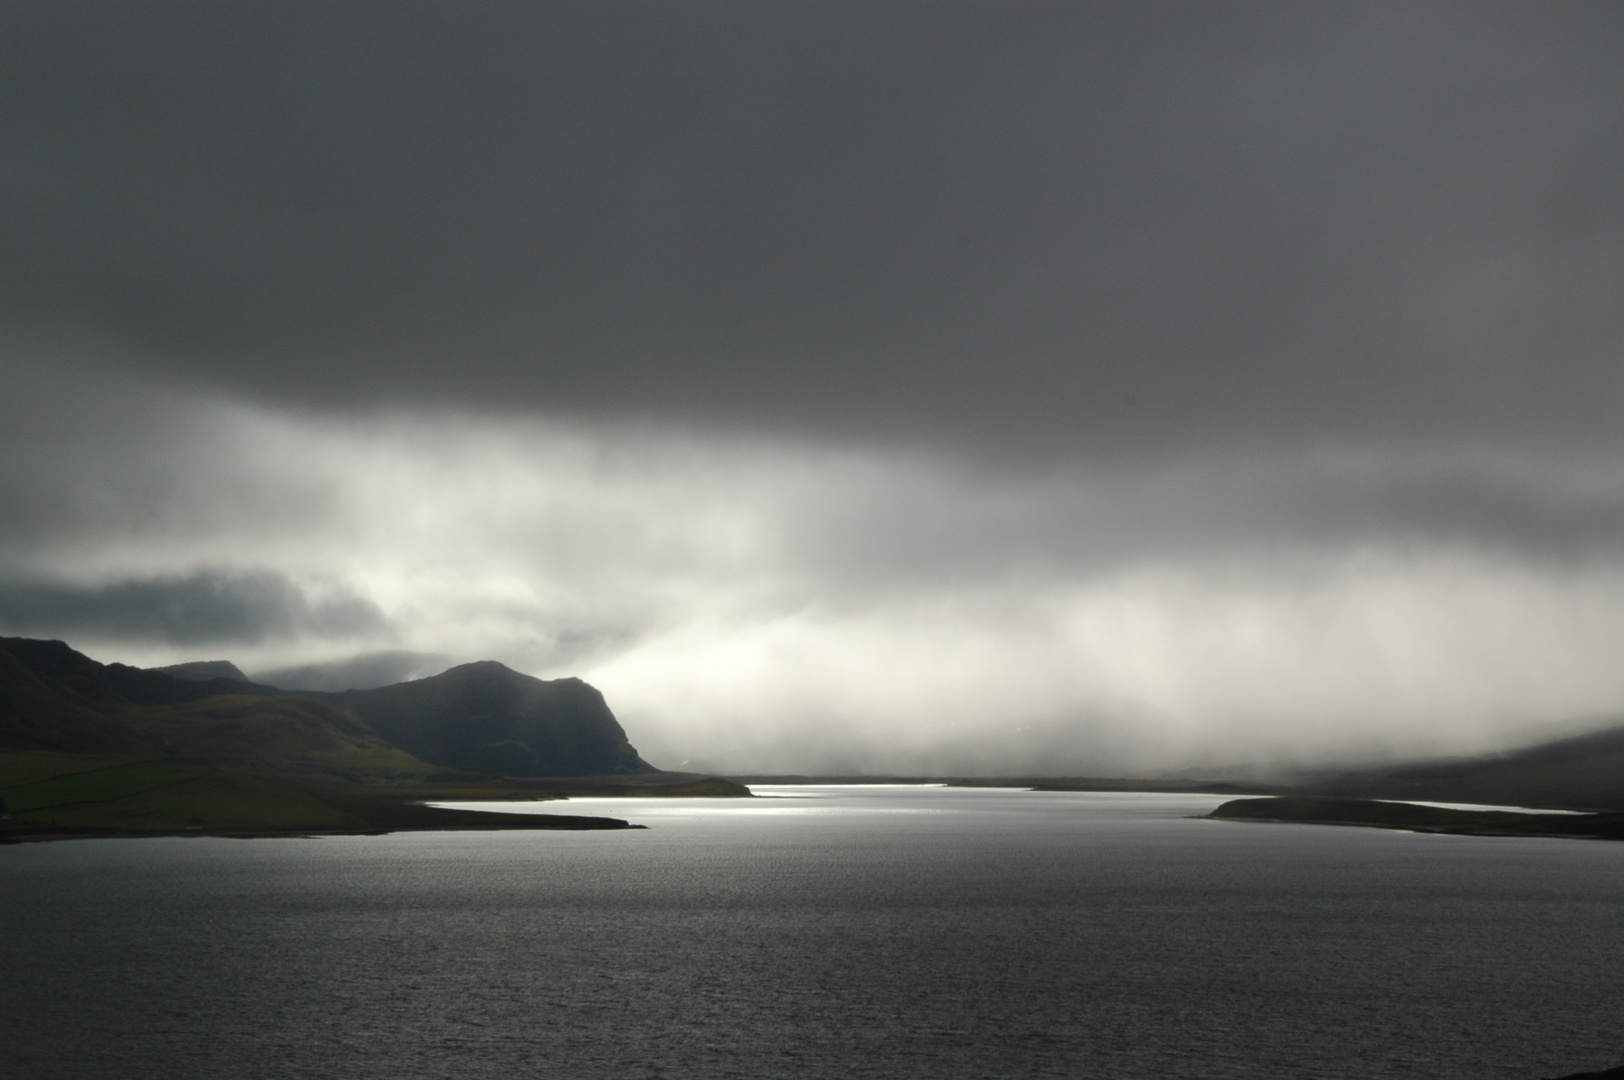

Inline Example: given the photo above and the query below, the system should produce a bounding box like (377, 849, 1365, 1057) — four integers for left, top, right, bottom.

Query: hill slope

(0, 751, 635, 839)
(2, 638, 658, 780)
(2, 637, 279, 709)
(1006, 720, 1624, 812)
(154, 660, 252, 682)
(330, 661, 656, 776)
(1289, 721, 1624, 811)
(133, 694, 442, 780)
(0, 643, 149, 755)
(0, 640, 669, 839)
(0, 638, 444, 781)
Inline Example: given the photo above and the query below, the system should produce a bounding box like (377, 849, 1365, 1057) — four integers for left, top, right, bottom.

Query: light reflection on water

(5, 785, 1622, 1080)
(433, 784, 1237, 824)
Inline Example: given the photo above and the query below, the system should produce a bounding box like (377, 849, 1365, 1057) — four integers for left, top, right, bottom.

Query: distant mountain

(0, 637, 658, 780)
(330, 661, 657, 777)
(154, 660, 251, 683)
(1290, 721, 1624, 811)
(0, 640, 149, 755)
(1025, 719, 1624, 812)
(0, 638, 677, 841)
(2, 637, 278, 709)
(251, 651, 452, 692)
(0, 637, 436, 780)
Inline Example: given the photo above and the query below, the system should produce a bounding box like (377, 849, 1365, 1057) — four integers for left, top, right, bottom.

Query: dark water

(4, 786, 1622, 1080)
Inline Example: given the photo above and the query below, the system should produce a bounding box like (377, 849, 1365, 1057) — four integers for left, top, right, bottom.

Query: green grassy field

(129, 695, 450, 779)
(0, 751, 636, 839)
(0, 750, 133, 788)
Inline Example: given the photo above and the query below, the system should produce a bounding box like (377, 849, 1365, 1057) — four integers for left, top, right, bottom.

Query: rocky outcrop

(330, 661, 656, 777)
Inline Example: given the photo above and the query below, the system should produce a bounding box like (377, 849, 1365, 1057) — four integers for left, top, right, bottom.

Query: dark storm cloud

(5, 3, 1624, 769)
(0, 569, 387, 646)
(4, 2, 1621, 457)
(0, 353, 336, 552)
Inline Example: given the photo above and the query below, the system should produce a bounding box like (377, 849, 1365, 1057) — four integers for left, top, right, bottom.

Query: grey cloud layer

(5, 5, 1624, 772)
(6, 355, 1624, 604)
(4, 3, 1621, 456)
(0, 570, 386, 647)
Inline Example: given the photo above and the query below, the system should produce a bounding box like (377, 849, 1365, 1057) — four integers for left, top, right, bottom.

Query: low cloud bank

(593, 558, 1624, 775)
(3, 361, 1622, 774)
(0, 569, 385, 647)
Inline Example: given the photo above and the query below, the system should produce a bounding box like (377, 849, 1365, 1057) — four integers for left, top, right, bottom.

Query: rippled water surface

(5, 785, 1622, 1079)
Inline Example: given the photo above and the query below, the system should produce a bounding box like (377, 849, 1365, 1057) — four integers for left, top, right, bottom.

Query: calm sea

(4, 785, 1621, 1080)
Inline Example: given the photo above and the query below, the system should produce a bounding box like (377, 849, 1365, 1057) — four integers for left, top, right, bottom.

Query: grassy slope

(0, 750, 133, 787)
(129, 694, 454, 780)
(0, 751, 635, 840)
(1296, 729, 1624, 812)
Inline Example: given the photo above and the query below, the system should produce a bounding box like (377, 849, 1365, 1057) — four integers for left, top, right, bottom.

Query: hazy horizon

(5, 3, 1624, 775)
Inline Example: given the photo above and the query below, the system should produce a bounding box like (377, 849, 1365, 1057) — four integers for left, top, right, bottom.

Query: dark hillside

(332, 661, 656, 776)
(1210, 795, 1624, 840)
(0, 752, 636, 840)
(0, 638, 445, 781)
(1, 638, 654, 781)
(1, 637, 279, 708)
(154, 660, 251, 683)
(1295, 720, 1624, 811)
(132, 694, 445, 779)
(0, 644, 148, 754)
(1006, 720, 1624, 812)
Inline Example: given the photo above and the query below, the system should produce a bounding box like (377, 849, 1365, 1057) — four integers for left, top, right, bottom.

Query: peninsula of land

(0, 636, 747, 843)
(1208, 795, 1624, 841)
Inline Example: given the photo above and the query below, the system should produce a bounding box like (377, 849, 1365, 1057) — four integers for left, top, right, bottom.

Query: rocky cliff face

(329, 661, 657, 777)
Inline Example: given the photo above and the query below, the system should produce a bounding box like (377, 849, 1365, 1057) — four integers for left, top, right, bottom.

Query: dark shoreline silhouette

(0, 636, 741, 842)
(1209, 795, 1624, 841)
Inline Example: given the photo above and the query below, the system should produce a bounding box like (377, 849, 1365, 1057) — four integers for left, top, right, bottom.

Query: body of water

(4, 785, 1621, 1079)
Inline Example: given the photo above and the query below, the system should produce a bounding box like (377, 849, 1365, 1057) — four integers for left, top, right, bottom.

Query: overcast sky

(4, 2, 1623, 774)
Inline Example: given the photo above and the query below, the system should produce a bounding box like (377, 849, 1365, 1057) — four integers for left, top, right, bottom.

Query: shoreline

(0, 815, 644, 845)
(1208, 796, 1624, 841)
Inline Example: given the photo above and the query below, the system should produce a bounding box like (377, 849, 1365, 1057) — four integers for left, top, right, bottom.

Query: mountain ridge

(0, 637, 656, 779)
(327, 661, 656, 777)
(251, 650, 452, 692)
(155, 660, 252, 683)
(0, 639, 718, 843)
